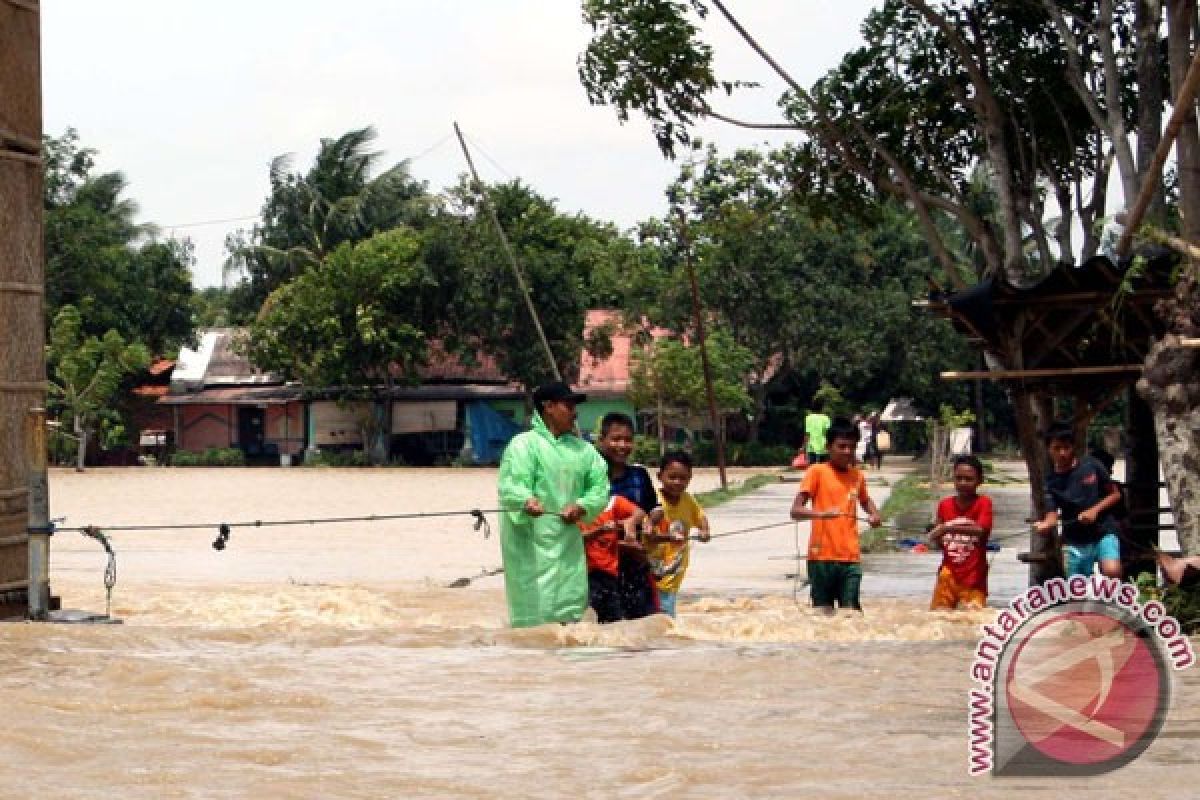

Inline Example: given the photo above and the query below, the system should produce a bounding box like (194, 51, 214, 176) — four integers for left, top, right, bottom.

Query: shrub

(303, 449, 371, 467)
(170, 447, 246, 467)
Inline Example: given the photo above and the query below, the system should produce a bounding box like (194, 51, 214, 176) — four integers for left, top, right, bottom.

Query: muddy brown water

(0, 467, 1194, 797)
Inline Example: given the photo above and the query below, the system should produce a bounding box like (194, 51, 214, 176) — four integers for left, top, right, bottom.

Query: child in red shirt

(929, 455, 993, 610)
(579, 495, 645, 623)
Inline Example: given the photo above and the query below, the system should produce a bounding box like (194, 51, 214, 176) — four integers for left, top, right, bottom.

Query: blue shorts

(1064, 532, 1120, 576)
(658, 590, 677, 617)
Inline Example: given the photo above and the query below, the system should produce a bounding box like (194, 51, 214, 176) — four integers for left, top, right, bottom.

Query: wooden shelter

(0, 0, 46, 617)
(927, 250, 1178, 583)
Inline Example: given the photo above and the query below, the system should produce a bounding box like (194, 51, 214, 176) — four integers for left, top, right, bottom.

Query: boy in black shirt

(1034, 422, 1123, 578)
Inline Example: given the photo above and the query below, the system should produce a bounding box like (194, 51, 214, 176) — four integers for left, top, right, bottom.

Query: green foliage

(226, 127, 433, 317)
(1136, 573, 1200, 635)
(43, 129, 196, 355)
(628, 329, 753, 424)
(241, 227, 432, 390)
(426, 179, 656, 388)
(693, 440, 794, 467)
(47, 306, 151, 470)
(813, 383, 850, 418)
(302, 449, 372, 467)
(936, 404, 976, 428)
(170, 448, 247, 467)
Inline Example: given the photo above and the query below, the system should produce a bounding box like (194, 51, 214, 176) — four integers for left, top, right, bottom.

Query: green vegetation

(861, 472, 934, 553)
(46, 305, 150, 472)
(169, 448, 246, 467)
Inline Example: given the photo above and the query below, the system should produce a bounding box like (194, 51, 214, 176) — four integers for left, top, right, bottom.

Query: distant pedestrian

(803, 403, 832, 466)
(855, 414, 871, 465)
(865, 412, 886, 470)
(497, 382, 610, 628)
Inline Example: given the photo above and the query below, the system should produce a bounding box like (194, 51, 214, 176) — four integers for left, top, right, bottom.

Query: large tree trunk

(1137, 260, 1200, 554)
(1136, 0, 1166, 222)
(1167, 0, 1200, 241)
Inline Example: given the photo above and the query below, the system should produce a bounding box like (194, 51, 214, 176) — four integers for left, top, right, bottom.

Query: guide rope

(79, 525, 117, 618)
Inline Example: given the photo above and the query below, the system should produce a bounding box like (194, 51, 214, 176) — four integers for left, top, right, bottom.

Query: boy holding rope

(928, 455, 992, 610)
(1034, 422, 1123, 579)
(790, 418, 882, 612)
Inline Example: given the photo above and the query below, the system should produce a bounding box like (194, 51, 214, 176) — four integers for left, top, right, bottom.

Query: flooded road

(1, 467, 1194, 797)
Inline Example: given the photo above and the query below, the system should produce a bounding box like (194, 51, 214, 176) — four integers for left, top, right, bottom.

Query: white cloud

(42, 0, 879, 286)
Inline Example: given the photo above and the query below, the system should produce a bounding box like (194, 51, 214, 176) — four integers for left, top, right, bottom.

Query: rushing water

(0, 468, 1194, 797)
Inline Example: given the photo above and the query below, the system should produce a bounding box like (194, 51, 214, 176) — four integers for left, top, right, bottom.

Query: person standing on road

(803, 402, 832, 466)
(497, 382, 610, 627)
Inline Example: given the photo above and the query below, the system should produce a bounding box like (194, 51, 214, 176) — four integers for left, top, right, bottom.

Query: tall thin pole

(453, 122, 561, 382)
(674, 210, 727, 488)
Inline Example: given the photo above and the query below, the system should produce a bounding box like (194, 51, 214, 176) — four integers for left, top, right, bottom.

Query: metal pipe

(26, 406, 51, 619)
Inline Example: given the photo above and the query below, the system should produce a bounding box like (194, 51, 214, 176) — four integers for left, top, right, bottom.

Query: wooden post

(453, 122, 561, 383)
(674, 210, 727, 489)
(0, 0, 45, 617)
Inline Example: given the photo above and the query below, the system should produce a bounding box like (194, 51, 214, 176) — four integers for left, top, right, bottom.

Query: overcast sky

(42, 1, 880, 288)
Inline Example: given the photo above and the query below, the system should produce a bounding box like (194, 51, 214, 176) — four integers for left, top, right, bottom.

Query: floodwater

(0, 467, 1195, 797)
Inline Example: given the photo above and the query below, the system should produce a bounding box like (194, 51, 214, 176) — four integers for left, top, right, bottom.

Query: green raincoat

(497, 412, 610, 627)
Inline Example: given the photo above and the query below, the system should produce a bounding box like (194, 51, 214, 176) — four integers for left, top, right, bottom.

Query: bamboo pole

(674, 210, 727, 489)
(1116, 47, 1200, 256)
(453, 122, 561, 383)
(941, 365, 1143, 380)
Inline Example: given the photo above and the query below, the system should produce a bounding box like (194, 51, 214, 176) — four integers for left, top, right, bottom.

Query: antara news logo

(968, 575, 1194, 776)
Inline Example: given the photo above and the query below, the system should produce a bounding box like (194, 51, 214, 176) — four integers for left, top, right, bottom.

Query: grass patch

(694, 473, 779, 509)
(862, 472, 934, 553)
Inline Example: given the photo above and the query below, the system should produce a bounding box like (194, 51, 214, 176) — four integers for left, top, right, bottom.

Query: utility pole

(453, 122, 561, 383)
(674, 210, 727, 489)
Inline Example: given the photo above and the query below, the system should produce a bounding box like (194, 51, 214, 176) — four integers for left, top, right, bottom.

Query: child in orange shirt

(789, 417, 882, 612)
(579, 495, 645, 624)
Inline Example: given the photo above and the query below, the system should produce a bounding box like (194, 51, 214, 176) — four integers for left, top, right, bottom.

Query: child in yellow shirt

(646, 451, 710, 617)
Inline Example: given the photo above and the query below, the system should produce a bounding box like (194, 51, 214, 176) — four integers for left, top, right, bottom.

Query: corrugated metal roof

(158, 386, 302, 406)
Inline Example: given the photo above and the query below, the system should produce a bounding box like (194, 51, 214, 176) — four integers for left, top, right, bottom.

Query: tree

(47, 305, 151, 471)
(580, 0, 1200, 543)
(226, 126, 434, 318)
(241, 228, 433, 462)
(43, 128, 196, 354)
(426, 179, 655, 389)
(628, 329, 753, 450)
(641, 146, 974, 431)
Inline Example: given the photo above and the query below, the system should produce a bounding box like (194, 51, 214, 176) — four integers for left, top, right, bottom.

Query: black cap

(532, 381, 587, 408)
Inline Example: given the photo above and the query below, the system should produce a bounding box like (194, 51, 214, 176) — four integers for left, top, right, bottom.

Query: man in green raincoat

(497, 382, 610, 627)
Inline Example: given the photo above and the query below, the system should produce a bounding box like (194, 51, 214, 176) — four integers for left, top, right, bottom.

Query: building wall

(487, 399, 528, 426)
(265, 403, 305, 455)
(178, 405, 235, 451)
(485, 397, 636, 437)
(577, 397, 637, 438)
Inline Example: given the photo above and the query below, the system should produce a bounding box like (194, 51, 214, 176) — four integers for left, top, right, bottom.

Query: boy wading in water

(1034, 422, 1123, 579)
(594, 413, 660, 619)
(646, 451, 710, 618)
(790, 418, 882, 613)
(929, 455, 992, 610)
